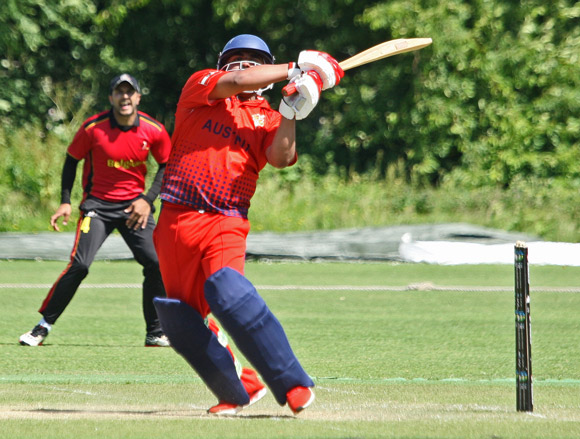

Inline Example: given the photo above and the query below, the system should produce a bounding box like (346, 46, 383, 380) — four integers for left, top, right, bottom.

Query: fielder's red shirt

(68, 110, 171, 202)
(160, 69, 290, 218)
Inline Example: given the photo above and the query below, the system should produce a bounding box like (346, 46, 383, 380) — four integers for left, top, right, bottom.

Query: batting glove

(287, 62, 301, 81)
(297, 50, 344, 90)
(278, 71, 323, 120)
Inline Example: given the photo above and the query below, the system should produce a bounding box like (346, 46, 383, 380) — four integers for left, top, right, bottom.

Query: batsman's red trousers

(153, 202, 249, 318)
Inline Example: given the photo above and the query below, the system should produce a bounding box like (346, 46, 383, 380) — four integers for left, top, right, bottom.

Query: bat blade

(338, 38, 432, 71)
(282, 37, 432, 96)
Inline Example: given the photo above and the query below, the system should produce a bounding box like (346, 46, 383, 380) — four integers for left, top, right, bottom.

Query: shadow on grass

(12, 408, 294, 419)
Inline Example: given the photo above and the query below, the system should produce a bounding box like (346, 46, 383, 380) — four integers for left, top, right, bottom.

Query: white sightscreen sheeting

(0, 223, 550, 264)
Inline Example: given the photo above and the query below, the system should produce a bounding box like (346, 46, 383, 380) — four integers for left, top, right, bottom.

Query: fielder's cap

(109, 73, 141, 94)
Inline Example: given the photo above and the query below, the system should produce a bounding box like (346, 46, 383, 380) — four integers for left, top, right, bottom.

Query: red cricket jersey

(68, 110, 171, 202)
(160, 69, 287, 218)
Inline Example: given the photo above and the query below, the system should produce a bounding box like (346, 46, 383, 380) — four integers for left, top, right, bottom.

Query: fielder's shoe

(287, 386, 315, 415)
(19, 324, 49, 346)
(145, 333, 170, 347)
(207, 387, 267, 415)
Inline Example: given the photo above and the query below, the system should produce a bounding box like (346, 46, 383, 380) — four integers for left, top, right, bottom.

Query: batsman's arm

(266, 117, 296, 169)
(268, 72, 325, 166)
(210, 64, 293, 100)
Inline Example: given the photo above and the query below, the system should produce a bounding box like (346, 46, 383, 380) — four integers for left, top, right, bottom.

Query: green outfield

(1, 259, 579, 438)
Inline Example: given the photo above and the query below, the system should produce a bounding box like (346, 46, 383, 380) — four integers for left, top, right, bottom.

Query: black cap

(109, 73, 141, 94)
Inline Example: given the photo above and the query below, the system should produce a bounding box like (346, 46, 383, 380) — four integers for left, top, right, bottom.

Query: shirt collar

(109, 109, 140, 132)
(231, 95, 267, 107)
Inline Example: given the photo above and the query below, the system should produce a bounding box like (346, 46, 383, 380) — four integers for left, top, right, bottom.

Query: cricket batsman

(152, 34, 343, 415)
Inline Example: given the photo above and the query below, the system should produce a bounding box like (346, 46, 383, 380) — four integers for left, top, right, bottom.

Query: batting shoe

(145, 333, 170, 347)
(287, 386, 315, 415)
(19, 324, 49, 346)
(207, 387, 267, 415)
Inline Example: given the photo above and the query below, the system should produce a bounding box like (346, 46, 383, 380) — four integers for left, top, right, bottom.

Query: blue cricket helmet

(217, 34, 275, 69)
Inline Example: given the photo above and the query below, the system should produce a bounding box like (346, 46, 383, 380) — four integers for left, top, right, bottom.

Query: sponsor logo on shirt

(107, 159, 146, 169)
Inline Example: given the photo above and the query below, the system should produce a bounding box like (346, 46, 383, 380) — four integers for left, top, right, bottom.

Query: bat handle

(282, 83, 297, 97)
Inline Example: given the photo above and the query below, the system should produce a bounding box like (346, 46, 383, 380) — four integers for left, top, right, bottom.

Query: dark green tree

(2, 0, 580, 187)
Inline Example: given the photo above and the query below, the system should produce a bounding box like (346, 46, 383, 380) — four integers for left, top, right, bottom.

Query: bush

(250, 162, 580, 242)
(0, 121, 79, 232)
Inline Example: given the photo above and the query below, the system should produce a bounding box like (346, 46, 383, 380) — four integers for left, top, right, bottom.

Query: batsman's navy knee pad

(153, 297, 249, 405)
(204, 267, 314, 405)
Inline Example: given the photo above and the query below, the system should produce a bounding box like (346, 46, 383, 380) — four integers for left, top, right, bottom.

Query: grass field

(1, 259, 580, 438)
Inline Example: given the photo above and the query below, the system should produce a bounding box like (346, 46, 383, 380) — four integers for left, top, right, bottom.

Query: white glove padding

(279, 71, 323, 121)
(278, 98, 295, 120)
(297, 50, 344, 90)
(287, 62, 301, 80)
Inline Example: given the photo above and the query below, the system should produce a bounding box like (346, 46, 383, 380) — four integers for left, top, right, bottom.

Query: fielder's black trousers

(39, 197, 166, 335)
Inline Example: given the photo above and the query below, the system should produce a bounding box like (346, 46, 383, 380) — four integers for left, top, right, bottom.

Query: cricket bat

(282, 37, 432, 96)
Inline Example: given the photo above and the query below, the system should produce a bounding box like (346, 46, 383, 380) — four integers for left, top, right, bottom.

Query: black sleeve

(142, 163, 167, 205)
(60, 154, 80, 204)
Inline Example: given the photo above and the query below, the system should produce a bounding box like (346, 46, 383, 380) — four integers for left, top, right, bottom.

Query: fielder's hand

(50, 203, 72, 232)
(124, 197, 151, 230)
(278, 71, 323, 120)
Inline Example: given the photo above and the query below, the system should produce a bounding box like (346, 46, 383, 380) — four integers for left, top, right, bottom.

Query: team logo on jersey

(141, 140, 149, 151)
(252, 113, 265, 128)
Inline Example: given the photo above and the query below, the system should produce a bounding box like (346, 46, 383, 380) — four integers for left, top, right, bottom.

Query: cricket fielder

(19, 74, 172, 347)
(152, 34, 343, 415)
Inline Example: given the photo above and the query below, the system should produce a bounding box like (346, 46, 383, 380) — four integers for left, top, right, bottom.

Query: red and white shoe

(286, 386, 315, 415)
(19, 324, 49, 346)
(207, 387, 267, 415)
